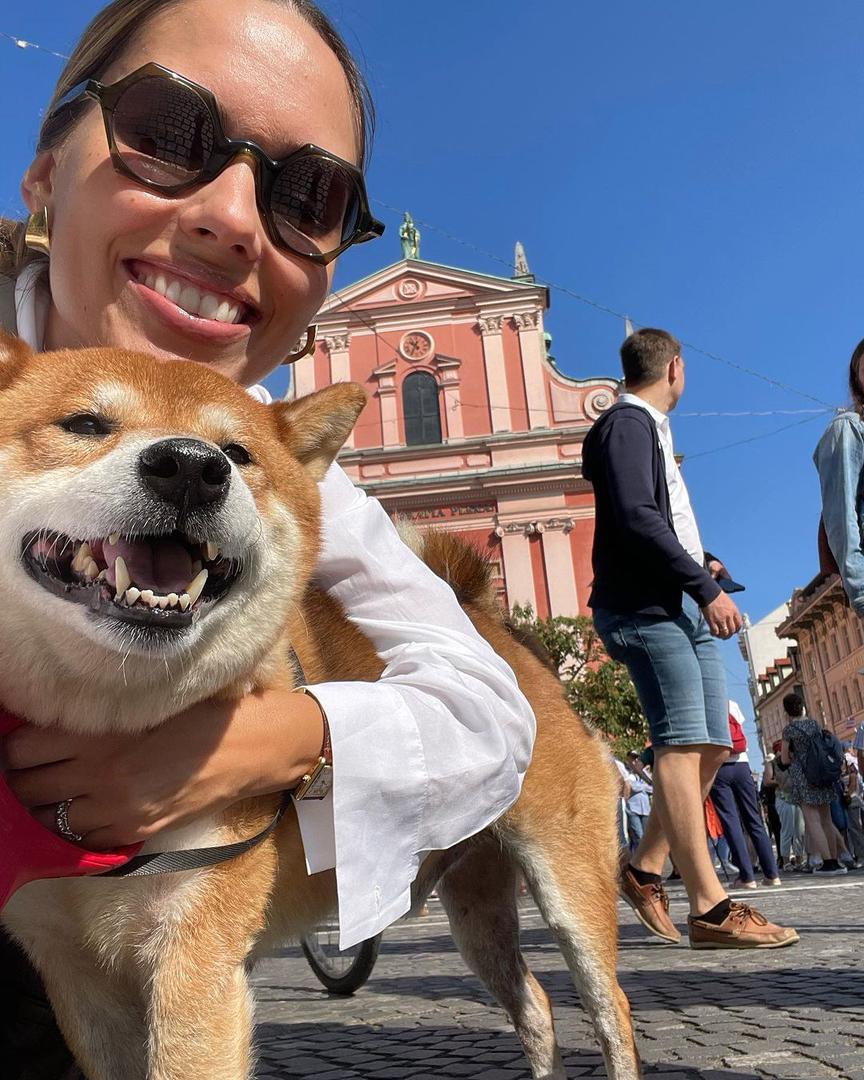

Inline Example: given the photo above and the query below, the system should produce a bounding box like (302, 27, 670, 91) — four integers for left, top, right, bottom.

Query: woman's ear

(21, 153, 57, 213)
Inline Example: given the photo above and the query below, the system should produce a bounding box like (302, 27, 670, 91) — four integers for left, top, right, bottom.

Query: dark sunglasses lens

(111, 76, 215, 187)
(270, 155, 361, 256)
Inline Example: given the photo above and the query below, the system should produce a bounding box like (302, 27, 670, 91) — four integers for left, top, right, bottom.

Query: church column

(500, 530, 536, 611)
(514, 310, 550, 429)
(435, 356, 463, 440)
(292, 350, 317, 399)
(478, 314, 511, 433)
(323, 333, 354, 448)
(541, 526, 579, 617)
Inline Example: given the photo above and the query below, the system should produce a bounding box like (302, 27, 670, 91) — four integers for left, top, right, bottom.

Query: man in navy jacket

(584, 327, 798, 950)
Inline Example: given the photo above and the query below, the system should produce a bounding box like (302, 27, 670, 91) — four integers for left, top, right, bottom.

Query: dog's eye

(59, 414, 114, 437)
(223, 443, 253, 466)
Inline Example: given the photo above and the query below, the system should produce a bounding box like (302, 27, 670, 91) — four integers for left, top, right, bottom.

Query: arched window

(403, 371, 442, 446)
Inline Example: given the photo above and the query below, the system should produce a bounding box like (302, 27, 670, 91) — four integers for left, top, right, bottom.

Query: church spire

(624, 316, 635, 340)
(513, 241, 534, 282)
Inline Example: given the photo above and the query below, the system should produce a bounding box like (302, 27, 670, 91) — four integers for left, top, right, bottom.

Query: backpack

(728, 713, 747, 754)
(794, 724, 844, 788)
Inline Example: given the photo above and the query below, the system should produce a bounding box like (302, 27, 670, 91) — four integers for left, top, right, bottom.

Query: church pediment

(318, 259, 549, 321)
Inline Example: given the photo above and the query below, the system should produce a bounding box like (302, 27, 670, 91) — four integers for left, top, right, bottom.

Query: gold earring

(24, 207, 51, 256)
(282, 324, 317, 364)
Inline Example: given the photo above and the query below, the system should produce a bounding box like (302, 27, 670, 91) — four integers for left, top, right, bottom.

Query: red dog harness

(0, 710, 141, 908)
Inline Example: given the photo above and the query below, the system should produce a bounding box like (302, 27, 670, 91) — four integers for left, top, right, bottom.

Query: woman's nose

(176, 155, 264, 262)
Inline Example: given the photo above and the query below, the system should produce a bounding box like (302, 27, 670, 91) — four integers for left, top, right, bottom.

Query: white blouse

(14, 264, 536, 947)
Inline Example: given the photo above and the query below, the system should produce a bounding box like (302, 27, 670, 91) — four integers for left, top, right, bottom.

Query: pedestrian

(842, 742, 864, 863)
(855, 721, 864, 780)
(768, 742, 806, 870)
(0, 2, 536, 1075)
(621, 752, 653, 851)
(584, 327, 797, 949)
(780, 694, 847, 875)
(759, 754, 783, 862)
(613, 757, 634, 851)
(709, 702, 781, 888)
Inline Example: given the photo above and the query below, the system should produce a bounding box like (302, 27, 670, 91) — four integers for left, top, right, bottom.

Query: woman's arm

(294, 464, 536, 944)
(814, 414, 864, 614)
(780, 738, 792, 766)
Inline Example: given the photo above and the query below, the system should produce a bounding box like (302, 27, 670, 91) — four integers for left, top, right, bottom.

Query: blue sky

(3, 1, 863, 738)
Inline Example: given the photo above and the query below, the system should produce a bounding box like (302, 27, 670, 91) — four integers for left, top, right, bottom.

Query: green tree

(510, 605, 648, 759)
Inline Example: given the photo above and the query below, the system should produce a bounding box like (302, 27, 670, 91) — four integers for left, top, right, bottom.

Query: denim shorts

(593, 595, 731, 749)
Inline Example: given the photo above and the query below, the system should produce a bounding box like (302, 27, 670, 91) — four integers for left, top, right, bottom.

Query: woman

(815, 338, 864, 616)
(780, 693, 846, 875)
(0, 2, 535, 1075)
(768, 741, 806, 870)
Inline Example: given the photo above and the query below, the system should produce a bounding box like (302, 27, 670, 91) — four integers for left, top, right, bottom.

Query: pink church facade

(288, 256, 619, 618)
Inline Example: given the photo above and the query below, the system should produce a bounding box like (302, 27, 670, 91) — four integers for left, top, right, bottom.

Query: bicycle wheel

(300, 924, 382, 995)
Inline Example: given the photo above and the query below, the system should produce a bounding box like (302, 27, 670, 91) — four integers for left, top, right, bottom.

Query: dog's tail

(395, 519, 498, 614)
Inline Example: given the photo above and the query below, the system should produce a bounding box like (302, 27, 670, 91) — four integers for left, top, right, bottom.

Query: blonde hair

(1, 0, 374, 277)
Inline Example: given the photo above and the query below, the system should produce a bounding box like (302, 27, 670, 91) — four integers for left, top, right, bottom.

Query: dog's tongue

(102, 537, 193, 594)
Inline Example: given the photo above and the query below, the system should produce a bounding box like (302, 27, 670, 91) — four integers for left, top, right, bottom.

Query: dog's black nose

(139, 439, 231, 509)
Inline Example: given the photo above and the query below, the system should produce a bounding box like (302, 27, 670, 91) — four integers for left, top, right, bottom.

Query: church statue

(400, 212, 421, 260)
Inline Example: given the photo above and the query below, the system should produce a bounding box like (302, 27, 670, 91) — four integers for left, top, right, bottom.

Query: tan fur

(0, 334, 639, 1079)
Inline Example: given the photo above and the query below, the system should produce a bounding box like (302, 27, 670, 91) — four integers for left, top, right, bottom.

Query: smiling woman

(0, 2, 536, 1078)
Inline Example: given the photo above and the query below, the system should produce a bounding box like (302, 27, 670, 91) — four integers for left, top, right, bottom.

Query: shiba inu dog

(0, 333, 640, 1080)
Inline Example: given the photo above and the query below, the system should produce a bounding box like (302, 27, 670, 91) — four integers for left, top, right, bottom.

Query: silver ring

(55, 799, 83, 843)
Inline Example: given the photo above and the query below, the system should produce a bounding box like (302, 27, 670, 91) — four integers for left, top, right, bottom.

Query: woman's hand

(1, 689, 325, 850)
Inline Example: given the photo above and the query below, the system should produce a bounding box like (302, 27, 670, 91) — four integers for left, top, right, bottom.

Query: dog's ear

(274, 383, 367, 480)
(0, 332, 32, 388)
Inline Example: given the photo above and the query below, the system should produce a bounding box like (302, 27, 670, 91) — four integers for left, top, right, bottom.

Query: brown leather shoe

(620, 867, 681, 943)
(688, 902, 799, 949)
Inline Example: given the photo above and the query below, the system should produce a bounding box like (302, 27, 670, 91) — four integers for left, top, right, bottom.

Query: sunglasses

(49, 63, 384, 265)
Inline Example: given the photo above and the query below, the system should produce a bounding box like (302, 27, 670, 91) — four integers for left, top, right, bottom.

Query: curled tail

(395, 520, 498, 613)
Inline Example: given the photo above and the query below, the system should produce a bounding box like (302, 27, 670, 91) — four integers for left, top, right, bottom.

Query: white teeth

(167, 593, 179, 609)
(109, 533, 119, 545)
(199, 294, 220, 319)
(147, 593, 161, 610)
(125, 587, 141, 607)
(140, 589, 154, 605)
(114, 556, 131, 597)
(186, 569, 208, 606)
(203, 541, 219, 562)
(84, 558, 100, 580)
(97, 569, 108, 581)
(158, 596, 170, 610)
(179, 594, 191, 612)
(137, 267, 242, 323)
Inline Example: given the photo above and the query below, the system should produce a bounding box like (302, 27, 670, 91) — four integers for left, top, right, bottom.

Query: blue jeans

(593, 595, 730, 748)
(710, 762, 780, 882)
(626, 810, 648, 850)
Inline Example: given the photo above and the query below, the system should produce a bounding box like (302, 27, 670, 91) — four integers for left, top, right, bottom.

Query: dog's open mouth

(22, 530, 241, 628)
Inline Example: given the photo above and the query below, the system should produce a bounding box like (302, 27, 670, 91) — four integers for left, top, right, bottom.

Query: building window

(842, 683, 852, 718)
(854, 680, 863, 711)
(403, 372, 442, 446)
(839, 622, 851, 657)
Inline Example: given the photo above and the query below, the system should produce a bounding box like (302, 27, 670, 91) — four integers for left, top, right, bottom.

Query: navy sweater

(582, 402, 721, 617)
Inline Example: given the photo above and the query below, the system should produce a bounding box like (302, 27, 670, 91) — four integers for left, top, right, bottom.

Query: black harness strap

(100, 647, 307, 880)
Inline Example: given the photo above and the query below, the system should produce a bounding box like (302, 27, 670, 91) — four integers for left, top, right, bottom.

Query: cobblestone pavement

(252, 873, 864, 1080)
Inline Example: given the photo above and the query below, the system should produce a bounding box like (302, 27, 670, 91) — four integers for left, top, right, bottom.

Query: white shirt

(14, 263, 536, 946)
(618, 392, 704, 565)
(725, 699, 750, 765)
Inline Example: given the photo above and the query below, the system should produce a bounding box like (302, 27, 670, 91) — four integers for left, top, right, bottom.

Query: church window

(403, 372, 442, 446)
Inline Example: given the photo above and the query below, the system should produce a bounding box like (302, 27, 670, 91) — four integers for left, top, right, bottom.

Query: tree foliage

(510, 605, 649, 759)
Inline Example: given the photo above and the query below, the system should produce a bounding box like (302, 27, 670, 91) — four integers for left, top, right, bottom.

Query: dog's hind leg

(437, 835, 565, 1080)
(514, 836, 642, 1080)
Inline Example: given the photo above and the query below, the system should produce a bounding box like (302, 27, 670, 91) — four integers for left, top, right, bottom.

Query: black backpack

(795, 724, 844, 788)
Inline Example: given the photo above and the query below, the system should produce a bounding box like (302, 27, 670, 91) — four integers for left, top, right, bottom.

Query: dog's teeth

(71, 542, 92, 573)
(114, 556, 131, 596)
(125, 587, 141, 606)
(108, 533, 119, 545)
(167, 593, 179, 609)
(158, 595, 170, 610)
(203, 541, 219, 562)
(147, 593, 161, 609)
(191, 560, 203, 577)
(186, 569, 208, 605)
(97, 569, 108, 581)
(84, 558, 100, 580)
(140, 589, 155, 605)
(179, 593, 191, 612)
